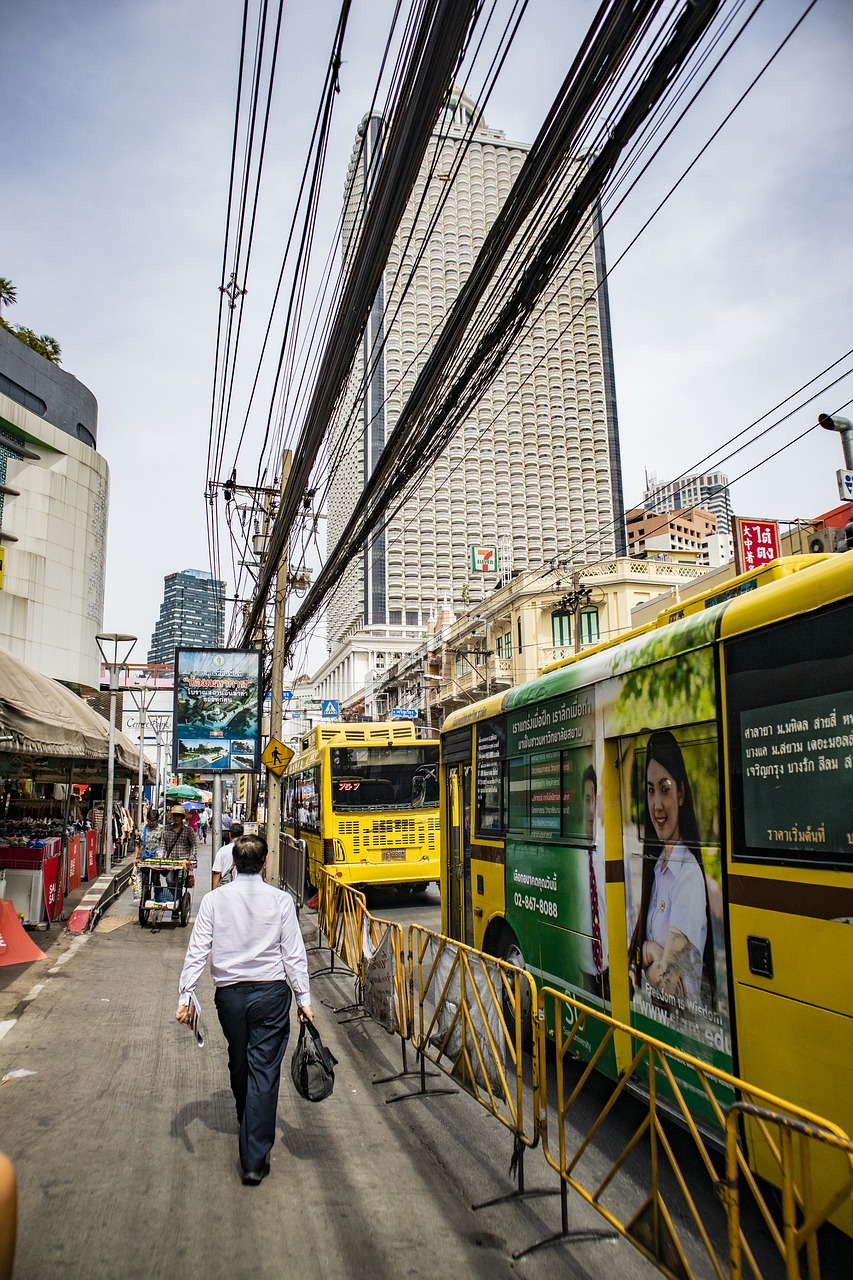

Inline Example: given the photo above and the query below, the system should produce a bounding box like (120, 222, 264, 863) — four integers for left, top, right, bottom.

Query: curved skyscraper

(326, 89, 626, 653)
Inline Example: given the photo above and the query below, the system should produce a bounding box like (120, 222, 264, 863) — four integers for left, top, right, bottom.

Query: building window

(579, 608, 600, 645)
(405, 610, 419, 626)
(388, 610, 402, 625)
(551, 611, 572, 647)
(504, 631, 512, 659)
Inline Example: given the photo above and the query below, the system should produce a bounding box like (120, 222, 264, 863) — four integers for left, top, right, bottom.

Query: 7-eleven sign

(470, 544, 498, 573)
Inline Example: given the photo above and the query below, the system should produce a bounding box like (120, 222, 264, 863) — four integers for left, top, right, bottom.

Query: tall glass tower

(147, 568, 226, 664)
(326, 89, 626, 651)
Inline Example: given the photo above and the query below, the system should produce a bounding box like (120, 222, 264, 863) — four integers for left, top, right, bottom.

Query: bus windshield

(330, 745, 439, 811)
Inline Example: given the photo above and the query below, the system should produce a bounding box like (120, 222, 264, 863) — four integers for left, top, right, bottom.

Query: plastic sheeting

(0, 643, 152, 778)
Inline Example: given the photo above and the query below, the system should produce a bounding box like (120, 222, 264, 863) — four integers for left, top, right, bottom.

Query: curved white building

(0, 328, 108, 690)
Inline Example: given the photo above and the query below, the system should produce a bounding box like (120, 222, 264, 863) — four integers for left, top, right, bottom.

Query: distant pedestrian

(221, 812, 233, 834)
(187, 808, 200, 836)
(212, 821, 244, 888)
(176, 833, 314, 1185)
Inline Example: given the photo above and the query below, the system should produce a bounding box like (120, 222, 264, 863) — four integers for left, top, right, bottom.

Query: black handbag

(291, 1019, 338, 1102)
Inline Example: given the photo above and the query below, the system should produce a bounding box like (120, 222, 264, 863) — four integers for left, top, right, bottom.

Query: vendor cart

(136, 858, 193, 927)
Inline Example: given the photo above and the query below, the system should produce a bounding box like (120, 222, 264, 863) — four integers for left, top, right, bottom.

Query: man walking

(175, 833, 314, 1185)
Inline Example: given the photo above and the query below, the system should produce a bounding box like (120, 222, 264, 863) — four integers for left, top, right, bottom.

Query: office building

(642, 471, 733, 536)
(325, 88, 626, 657)
(0, 325, 108, 689)
(147, 568, 225, 664)
(626, 506, 720, 565)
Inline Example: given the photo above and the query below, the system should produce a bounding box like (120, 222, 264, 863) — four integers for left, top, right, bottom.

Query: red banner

(42, 856, 63, 922)
(67, 836, 81, 893)
(84, 831, 98, 880)
(0, 899, 46, 965)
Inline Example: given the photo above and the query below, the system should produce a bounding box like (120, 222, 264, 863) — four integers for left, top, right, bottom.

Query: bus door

(446, 763, 473, 944)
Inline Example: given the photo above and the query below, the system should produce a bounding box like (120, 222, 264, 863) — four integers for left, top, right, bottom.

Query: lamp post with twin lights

(95, 633, 137, 872)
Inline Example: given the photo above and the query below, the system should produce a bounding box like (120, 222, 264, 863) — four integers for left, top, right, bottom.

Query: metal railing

(409, 924, 538, 1148)
(312, 873, 853, 1277)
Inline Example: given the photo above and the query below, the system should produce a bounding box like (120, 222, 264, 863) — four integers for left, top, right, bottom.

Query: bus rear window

(330, 746, 439, 811)
(725, 598, 853, 869)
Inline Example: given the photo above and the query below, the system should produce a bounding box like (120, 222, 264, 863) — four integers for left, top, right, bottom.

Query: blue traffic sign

(391, 708, 418, 719)
(322, 699, 340, 718)
(282, 690, 294, 700)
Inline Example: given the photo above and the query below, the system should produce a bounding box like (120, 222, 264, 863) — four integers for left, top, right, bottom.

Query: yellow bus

(440, 553, 853, 1231)
(282, 721, 440, 894)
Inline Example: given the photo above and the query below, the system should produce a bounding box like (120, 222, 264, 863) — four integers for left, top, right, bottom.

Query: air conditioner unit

(807, 529, 839, 554)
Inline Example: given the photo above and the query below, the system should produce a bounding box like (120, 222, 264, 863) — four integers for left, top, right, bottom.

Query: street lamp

(127, 678, 156, 835)
(149, 714, 172, 815)
(95, 633, 137, 872)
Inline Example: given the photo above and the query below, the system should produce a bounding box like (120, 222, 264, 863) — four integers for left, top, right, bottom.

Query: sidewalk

(0, 844, 652, 1279)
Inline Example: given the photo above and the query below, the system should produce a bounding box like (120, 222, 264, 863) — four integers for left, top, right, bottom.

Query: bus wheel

(496, 925, 533, 1049)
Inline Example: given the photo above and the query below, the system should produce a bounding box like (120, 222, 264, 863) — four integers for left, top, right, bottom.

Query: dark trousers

(214, 981, 292, 1173)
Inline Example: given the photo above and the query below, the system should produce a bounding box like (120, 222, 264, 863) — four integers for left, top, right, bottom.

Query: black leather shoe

(241, 1162, 270, 1186)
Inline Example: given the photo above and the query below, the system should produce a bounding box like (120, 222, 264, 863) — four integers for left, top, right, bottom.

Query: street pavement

(0, 845, 656, 1280)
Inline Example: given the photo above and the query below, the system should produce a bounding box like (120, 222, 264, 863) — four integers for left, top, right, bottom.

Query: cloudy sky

(3, 0, 851, 675)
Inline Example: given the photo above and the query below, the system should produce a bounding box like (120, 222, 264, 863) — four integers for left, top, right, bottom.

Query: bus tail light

(323, 839, 336, 865)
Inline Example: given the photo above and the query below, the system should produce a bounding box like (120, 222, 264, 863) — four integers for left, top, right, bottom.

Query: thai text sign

(740, 689, 853, 862)
(733, 516, 780, 574)
(173, 648, 262, 774)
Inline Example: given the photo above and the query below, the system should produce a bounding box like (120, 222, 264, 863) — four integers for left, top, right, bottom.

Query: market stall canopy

(166, 784, 203, 800)
(0, 643, 154, 781)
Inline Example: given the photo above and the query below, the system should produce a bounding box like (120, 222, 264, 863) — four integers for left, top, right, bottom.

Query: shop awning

(0, 643, 154, 781)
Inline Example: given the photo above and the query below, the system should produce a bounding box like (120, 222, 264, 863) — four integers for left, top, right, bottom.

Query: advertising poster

(173, 649, 262, 774)
(622, 724, 731, 1074)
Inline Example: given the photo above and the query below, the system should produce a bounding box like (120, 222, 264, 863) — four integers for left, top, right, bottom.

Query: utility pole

(265, 450, 292, 886)
(559, 574, 593, 655)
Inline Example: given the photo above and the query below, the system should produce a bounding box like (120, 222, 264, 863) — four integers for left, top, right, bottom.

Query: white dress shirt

(178, 874, 311, 1008)
(212, 843, 235, 881)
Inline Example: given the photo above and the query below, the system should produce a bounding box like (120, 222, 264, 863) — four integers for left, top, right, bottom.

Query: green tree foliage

(0, 276, 62, 364)
(608, 614, 719, 734)
(4, 324, 62, 364)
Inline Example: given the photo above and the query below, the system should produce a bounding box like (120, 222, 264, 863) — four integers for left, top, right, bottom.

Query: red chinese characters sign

(733, 517, 780, 575)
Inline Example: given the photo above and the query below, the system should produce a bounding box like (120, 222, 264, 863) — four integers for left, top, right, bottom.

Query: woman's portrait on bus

(628, 730, 717, 1014)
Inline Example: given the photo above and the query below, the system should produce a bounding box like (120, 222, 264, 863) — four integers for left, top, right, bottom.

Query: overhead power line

(283, 0, 728, 659)
(240, 0, 484, 644)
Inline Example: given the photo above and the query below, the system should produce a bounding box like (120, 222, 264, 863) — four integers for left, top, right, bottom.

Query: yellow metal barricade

(318, 872, 367, 977)
(409, 925, 538, 1148)
(313, 870, 333, 952)
(361, 912, 411, 1040)
(725, 1104, 853, 1280)
(537, 986, 853, 1280)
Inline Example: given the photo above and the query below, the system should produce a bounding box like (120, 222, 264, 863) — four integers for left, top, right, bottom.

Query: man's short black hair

(232, 833, 267, 875)
(228, 822, 245, 842)
(582, 763, 597, 793)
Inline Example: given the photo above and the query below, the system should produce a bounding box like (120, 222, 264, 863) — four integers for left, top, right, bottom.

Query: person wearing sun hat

(163, 804, 198, 866)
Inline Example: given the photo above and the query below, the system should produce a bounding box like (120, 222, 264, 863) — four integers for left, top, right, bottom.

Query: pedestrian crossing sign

(261, 737, 293, 775)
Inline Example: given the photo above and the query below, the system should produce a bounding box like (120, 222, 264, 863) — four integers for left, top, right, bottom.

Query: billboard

(173, 649, 262, 774)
